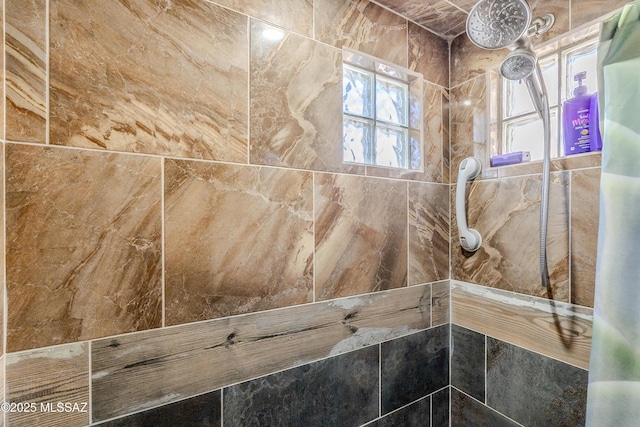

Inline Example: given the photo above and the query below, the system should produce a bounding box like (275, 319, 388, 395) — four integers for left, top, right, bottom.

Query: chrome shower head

(500, 49, 536, 80)
(466, 0, 532, 50)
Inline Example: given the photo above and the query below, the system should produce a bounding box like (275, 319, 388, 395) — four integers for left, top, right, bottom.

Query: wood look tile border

(91, 284, 435, 421)
(451, 281, 592, 369)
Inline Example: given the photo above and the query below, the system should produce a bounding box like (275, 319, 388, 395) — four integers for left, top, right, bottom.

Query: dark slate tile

(368, 396, 431, 427)
(223, 346, 378, 427)
(451, 324, 486, 401)
(94, 391, 221, 427)
(432, 387, 450, 427)
(451, 388, 520, 427)
(487, 338, 588, 427)
(381, 325, 449, 414)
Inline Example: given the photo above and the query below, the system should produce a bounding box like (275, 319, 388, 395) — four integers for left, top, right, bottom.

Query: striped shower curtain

(586, 2, 640, 425)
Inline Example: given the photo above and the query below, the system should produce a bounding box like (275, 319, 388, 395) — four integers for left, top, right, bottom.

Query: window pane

(375, 125, 408, 168)
(343, 65, 374, 118)
(505, 110, 558, 161)
(504, 57, 558, 118)
(376, 76, 408, 126)
(565, 42, 598, 100)
(343, 118, 373, 164)
(410, 130, 422, 170)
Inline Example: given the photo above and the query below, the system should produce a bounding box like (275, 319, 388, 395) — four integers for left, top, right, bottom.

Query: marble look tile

(432, 387, 450, 427)
(442, 89, 451, 183)
(449, 0, 477, 12)
(451, 34, 504, 88)
(571, 0, 628, 29)
(6, 343, 89, 427)
(5, 0, 46, 143)
(409, 182, 449, 285)
(381, 325, 449, 414)
(250, 21, 357, 174)
(50, 0, 248, 161)
(369, 396, 431, 427)
(571, 168, 601, 307)
(528, 0, 570, 45)
(451, 388, 520, 427)
(450, 77, 487, 183)
(223, 346, 379, 426)
(366, 82, 444, 183)
(95, 391, 221, 427)
(164, 159, 314, 324)
(452, 173, 570, 300)
(315, 173, 408, 300)
(315, 0, 408, 66)
(210, 0, 312, 37)
(92, 285, 431, 420)
(451, 281, 593, 369)
(432, 281, 451, 326)
(451, 325, 485, 401)
(487, 338, 588, 426)
(494, 152, 602, 179)
(377, 0, 467, 39)
(6, 144, 162, 352)
(409, 23, 449, 87)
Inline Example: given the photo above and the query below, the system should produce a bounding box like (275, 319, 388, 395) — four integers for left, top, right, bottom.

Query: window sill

(483, 151, 602, 179)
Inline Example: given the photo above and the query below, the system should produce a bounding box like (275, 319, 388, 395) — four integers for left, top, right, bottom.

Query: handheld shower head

(500, 49, 536, 80)
(466, 0, 532, 50)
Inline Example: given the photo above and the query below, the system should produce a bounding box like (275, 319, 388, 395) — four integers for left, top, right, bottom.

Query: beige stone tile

(570, 0, 628, 29)
(450, 76, 488, 183)
(315, 173, 408, 300)
(250, 21, 360, 174)
(6, 145, 162, 352)
(452, 281, 592, 369)
(449, 0, 476, 12)
(91, 285, 431, 421)
(211, 0, 312, 37)
(49, 0, 248, 161)
(409, 182, 450, 285)
(409, 22, 449, 87)
(5, 0, 46, 143)
(451, 33, 504, 88)
(315, 0, 408, 67)
(6, 343, 89, 427)
(452, 173, 570, 301)
(443, 89, 451, 184)
(571, 168, 601, 307)
(376, 0, 467, 39)
(164, 159, 314, 325)
(529, 0, 570, 45)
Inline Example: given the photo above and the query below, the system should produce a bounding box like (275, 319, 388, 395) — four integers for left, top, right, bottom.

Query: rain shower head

(466, 0, 532, 50)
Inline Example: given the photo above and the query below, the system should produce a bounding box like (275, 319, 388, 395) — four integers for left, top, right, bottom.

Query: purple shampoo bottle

(563, 71, 592, 155)
(589, 92, 602, 151)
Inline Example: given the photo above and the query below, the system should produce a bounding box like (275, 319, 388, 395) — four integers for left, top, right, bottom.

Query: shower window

(342, 49, 423, 170)
(491, 27, 599, 163)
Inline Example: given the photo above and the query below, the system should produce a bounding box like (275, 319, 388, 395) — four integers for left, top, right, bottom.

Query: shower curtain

(586, 2, 640, 425)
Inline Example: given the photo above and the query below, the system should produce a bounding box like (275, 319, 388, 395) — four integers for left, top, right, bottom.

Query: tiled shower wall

(1, 0, 451, 426)
(448, 0, 629, 425)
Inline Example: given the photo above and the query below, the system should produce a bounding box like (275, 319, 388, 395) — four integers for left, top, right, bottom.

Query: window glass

(375, 76, 408, 126)
(504, 109, 559, 159)
(343, 118, 373, 164)
(342, 50, 422, 171)
(565, 42, 598, 100)
(375, 125, 408, 168)
(343, 65, 374, 118)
